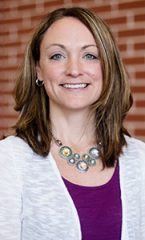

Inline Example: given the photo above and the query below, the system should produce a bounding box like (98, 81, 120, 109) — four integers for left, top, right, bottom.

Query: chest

(63, 163, 122, 240)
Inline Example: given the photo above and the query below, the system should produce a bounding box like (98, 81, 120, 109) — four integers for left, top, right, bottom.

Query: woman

(0, 7, 145, 240)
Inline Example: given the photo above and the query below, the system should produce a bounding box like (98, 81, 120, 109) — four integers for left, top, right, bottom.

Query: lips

(60, 83, 89, 89)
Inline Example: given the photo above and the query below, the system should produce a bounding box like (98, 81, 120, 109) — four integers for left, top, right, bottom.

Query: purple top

(63, 162, 122, 240)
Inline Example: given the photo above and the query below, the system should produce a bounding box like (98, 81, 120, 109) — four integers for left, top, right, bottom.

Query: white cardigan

(0, 135, 145, 240)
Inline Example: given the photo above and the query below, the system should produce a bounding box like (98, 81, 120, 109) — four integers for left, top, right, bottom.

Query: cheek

(42, 71, 56, 84)
(92, 66, 103, 83)
(44, 64, 63, 81)
(88, 62, 102, 76)
(43, 68, 60, 92)
(92, 67, 103, 95)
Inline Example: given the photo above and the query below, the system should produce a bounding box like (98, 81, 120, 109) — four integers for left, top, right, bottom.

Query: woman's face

(36, 17, 103, 112)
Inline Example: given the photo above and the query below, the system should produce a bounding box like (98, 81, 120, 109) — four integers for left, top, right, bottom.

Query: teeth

(62, 83, 87, 89)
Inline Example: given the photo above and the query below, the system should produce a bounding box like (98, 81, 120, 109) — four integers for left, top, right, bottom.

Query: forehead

(41, 17, 96, 46)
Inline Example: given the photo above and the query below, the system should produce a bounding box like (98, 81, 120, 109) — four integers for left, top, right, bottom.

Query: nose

(66, 57, 83, 77)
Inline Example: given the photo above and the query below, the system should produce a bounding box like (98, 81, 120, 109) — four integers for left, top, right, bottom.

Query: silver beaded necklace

(52, 136, 101, 173)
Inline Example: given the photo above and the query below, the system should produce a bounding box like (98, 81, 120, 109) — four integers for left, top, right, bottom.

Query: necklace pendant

(74, 153, 80, 160)
(67, 153, 81, 165)
(59, 146, 72, 159)
(89, 147, 100, 159)
(82, 153, 90, 161)
(88, 158, 96, 166)
(76, 160, 89, 172)
(67, 157, 76, 165)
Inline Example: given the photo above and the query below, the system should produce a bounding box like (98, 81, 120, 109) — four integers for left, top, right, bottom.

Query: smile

(61, 83, 88, 89)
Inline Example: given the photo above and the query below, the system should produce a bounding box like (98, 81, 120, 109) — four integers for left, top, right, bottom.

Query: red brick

(118, 43, 127, 51)
(0, 18, 23, 25)
(136, 100, 145, 107)
(0, 7, 10, 13)
(135, 129, 145, 136)
(0, 41, 22, 47)
(91, 5, 111, 13)
(118, 29, 144, 38)
(118, 0, 145, 10)
(44, 0, 64, 8)
(0, 94, 14, 105)
(0, 105, 17, 118)
(135, 71, 145, 79)
(17, 3, 36, 11)
(105, 16, 127, 25)
(0, 117, 17, 128)
(134, 42, 145, 50)
(0, 55, 8, 60)
(71, 0, 92, 3)
(135, 14, 145, 22)
(131, 86, 145, 93)
(0, 81, 15, 94)
(31, 14, 46, 23)
(123, 57, 145, 65)
(17, 28, 33, 35)
(0, 66, 17, 71)
(127, 114, 145, 122)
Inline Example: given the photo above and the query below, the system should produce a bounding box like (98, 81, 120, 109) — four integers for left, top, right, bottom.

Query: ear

(36, 63, 43, 80)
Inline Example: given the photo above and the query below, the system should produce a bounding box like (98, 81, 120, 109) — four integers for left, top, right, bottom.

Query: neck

(50, 106, 97, 148)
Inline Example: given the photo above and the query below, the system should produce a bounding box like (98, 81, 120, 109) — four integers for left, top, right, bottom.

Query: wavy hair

(14, 7, 133, 167)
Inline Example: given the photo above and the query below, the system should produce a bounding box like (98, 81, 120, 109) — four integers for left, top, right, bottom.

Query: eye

(50, 53, 65, 61)
(83, 53, 98, 60)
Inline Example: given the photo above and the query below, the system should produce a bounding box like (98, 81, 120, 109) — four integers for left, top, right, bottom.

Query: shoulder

(0, 135, 33, 153)
(0, 136, 40, 189)
(125, 135, 145, 155)
(126, 135, 145, 146)
(0, 135, 35, 166)
(0, 135, 48, 168)
(0, 135, 28, 146)
(120, 135, 145, 169)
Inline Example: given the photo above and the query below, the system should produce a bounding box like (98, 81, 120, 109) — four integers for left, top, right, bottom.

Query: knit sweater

(0, 135, 145, 240)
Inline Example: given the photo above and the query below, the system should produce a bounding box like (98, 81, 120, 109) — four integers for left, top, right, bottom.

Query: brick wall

(0, 0, 145, 141)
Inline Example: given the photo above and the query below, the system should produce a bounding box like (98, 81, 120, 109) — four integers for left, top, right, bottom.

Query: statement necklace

(53, 136, 101, 173)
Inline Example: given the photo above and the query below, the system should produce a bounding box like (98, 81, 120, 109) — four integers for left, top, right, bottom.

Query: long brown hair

(14, 7, 133, 167)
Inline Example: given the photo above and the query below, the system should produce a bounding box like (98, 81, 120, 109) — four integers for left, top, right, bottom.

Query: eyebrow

(82, 44, 98, 49)
(46, 44, 66, 50)
(45, 43, 98, 50)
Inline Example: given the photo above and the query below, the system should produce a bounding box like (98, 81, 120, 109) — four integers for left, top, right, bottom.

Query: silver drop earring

(36, 79, 44, 87)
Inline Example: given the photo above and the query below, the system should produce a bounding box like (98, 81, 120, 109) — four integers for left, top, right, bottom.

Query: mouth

(60, 83, 89, 89)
